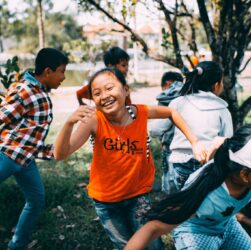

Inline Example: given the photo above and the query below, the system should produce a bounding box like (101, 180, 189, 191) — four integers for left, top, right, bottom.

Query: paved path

(51, 77, 250, 115)
(49, 77, 250, 136)
(51, 86, 160, 114)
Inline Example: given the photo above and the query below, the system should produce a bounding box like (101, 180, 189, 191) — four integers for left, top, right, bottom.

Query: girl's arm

(206, 136, 226, 161)
(148, 105, 207, 163)
(125, 220, 178, 250)
(236, 213, 251, 227)
(54, 105, 96, 160)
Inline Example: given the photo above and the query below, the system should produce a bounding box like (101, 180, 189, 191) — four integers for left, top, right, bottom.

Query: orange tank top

(87, 104, 155, 202)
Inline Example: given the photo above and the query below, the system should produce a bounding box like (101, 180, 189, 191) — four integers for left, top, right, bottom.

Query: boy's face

(45, 64, 66, 89)
(114, 60, 129, 77)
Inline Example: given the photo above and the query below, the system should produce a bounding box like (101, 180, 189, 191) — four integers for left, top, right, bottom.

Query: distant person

(149, 71, 183, 193)
(54, 67, 206, 250)
(0, 48, 68, 250)
(125, 125, 251, 250)
(159, 61, 233, 192)
(190, 55, 200, 68)
(76, 46, 130, 105)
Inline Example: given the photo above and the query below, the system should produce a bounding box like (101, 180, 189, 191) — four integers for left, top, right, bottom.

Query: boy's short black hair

(35, 48, 68, 75)
(161, 71, 183, 87)
(103, 47, 130, 66)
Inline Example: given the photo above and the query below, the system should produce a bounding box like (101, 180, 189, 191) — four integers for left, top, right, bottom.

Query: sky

(7, 0, 102, 25)
(6, 0, 198, 27)
(7, 0, 77, 14)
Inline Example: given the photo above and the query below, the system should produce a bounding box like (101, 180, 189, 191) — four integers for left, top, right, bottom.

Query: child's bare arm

(148, 105, 207, 163)
(125, 220, 177, 250)
(236, 213, 251, 227)
(206, 136, 226, 161)
(54, 105, 96, 160)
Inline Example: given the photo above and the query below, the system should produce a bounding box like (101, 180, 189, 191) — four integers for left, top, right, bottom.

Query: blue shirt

(174, 165, 251, 235)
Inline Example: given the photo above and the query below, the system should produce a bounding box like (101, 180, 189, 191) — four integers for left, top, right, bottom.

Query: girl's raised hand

(192, 141, 208, 164)
(206, 136, 226, 162)
(67, 105, 96, 125)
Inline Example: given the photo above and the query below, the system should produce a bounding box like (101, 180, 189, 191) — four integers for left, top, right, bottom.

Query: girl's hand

(236, 213, 247, 223)
(192, 141, 207, 164)
(67, 105, 96, 125)
(206, 136, 226, 162)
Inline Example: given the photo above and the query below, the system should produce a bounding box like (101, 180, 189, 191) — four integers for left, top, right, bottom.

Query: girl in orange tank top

(54, 68, 207, 250)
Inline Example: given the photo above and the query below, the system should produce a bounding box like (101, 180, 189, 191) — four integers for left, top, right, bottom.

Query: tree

(0, 0, 15, 52)
(24, 0, 53, 49)
(78, 0, 251, 129)
(3, 9, 82, 53)
(37, 0, 45, 49)
(44, 12, 82, 51)
(63, 39, 113, 63)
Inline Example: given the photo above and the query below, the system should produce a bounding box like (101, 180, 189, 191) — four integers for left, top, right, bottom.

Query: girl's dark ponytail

(146, 156, 227, 224)
(146, 125, 251, 224)
(180, 67, 202, 95)
(180, 61, 222, 96)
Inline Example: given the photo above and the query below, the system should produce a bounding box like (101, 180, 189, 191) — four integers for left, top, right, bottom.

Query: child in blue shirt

(125, 124, 251, 250)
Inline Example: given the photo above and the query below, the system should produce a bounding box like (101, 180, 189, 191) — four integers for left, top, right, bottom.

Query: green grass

(0, 125, 174, 250)
(3, 85, 250, 249)
(0, 152, 114, 250)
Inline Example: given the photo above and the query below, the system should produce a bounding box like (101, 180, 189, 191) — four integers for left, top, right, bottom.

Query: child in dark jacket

(149, 71, 183, 193)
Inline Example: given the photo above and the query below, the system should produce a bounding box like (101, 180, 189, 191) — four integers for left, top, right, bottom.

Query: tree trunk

(239, 97, 251, 126)
(37, 0, 45, 49)
(0, 39, 3, 52)
(222, 74, 240, 129)
(0, 13, 3, 52)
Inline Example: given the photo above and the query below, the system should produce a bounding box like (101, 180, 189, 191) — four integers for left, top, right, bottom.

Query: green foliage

(5, 4, 82, 53)
(0, 56, 20, 90)
(121, 0, 137, 21)
(161, 28, 171, 50)
(150, 138, 162, 173)
(44, 12, 82, 51)
(63, 39, 113, 63)
(0, 0, 15, 47)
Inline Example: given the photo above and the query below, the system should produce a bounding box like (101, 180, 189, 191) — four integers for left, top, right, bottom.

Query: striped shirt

(0, 71, 53, 166)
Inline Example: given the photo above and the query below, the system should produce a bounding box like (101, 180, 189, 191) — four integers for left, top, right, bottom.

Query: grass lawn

(0, 121, 174, 249)
(1, 85, 250, 249)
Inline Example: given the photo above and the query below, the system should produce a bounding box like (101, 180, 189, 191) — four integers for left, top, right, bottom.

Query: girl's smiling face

(91, 72, 129, 115)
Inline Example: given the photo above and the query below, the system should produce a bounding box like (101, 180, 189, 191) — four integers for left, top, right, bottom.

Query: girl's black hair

(146, 124, 251, 224)
(180, 61, 222, 95)
(103, 47, 130, 66)
(35, 48, 68, 75)
(88, 67, 127, 98)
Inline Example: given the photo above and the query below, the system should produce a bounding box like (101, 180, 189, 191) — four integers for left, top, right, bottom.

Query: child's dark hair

(35, 48, 68, 75)
(180, 61, 222, 95)
(88, 67, 127, 98)
(146, 124, 251, 224)
(161, 71, 183, 87)
(103, 47, 130, 66)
